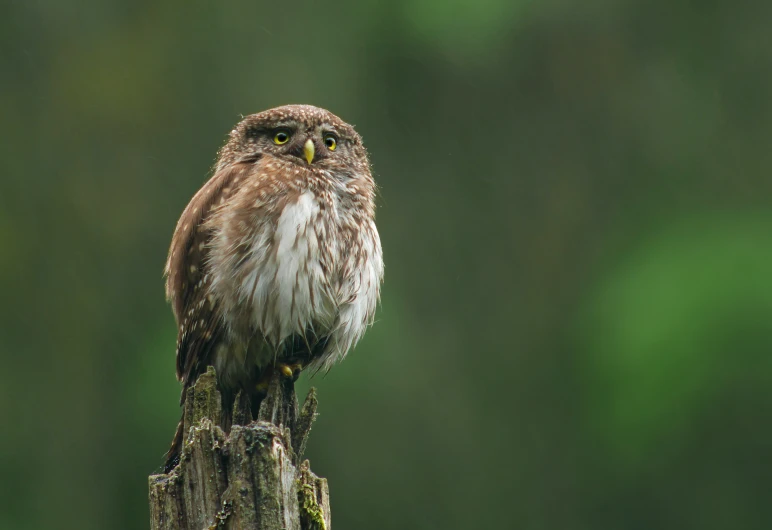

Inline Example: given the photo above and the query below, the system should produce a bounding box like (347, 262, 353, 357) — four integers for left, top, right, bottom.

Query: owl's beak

(303, 139, 315, 164)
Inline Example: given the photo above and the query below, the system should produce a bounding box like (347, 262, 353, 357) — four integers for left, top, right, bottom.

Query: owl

(163, 105, 383, 471)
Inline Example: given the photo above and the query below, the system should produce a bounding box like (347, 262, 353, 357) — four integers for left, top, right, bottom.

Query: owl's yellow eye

(273, 130, 290, 145)
(324, 134, 337, 151)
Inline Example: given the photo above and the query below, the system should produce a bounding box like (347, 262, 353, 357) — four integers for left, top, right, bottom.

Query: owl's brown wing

(165, 158, 258, 390)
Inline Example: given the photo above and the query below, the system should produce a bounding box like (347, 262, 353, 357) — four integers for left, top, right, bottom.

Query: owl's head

(217, 105, 369, 178)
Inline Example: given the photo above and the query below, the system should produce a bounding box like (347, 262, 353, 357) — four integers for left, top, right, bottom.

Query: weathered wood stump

(149, 367, 331, 529)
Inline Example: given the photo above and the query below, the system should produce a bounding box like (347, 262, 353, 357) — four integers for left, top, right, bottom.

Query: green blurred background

(2, 0, 771, 528)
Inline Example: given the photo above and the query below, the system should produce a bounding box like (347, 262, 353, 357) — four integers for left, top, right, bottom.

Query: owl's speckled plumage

(163, 105, 383, 470)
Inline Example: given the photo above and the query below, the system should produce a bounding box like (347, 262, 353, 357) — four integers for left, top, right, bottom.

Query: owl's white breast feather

(322, 220, 383, 370)
(209, 180, 382, 373)
(232, 191, 336, 346)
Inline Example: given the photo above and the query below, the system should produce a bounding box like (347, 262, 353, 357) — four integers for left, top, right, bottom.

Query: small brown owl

(163, 105, 383, 470)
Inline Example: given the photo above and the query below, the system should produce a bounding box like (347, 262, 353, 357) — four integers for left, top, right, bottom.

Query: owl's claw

(256, 362, 303, 393)
(278, 362, 303, 381)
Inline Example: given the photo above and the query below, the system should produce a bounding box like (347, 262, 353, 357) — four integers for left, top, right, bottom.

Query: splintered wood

(149, 367, 330, 530)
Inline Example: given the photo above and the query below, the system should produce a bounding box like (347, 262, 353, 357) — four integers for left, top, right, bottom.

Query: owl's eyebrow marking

(320, 127, 343, 139)
(245, 122, 297, 137)
(270, 121, 297, 130)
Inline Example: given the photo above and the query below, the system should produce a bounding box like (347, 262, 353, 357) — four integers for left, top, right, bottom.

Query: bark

(149, 367, 331, 530)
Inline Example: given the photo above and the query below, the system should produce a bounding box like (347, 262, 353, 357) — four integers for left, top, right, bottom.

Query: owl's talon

(276, 362, 303, 381)
(256, 362, 303, 393)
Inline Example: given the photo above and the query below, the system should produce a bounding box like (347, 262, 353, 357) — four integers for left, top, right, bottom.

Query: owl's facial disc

(303, 138, 315, 164)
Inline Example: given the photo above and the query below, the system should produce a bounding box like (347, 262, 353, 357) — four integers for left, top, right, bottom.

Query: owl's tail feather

(163, 416, 184, 473)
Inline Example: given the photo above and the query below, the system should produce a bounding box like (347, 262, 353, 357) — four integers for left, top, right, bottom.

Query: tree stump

(148, 367, 331, 529)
